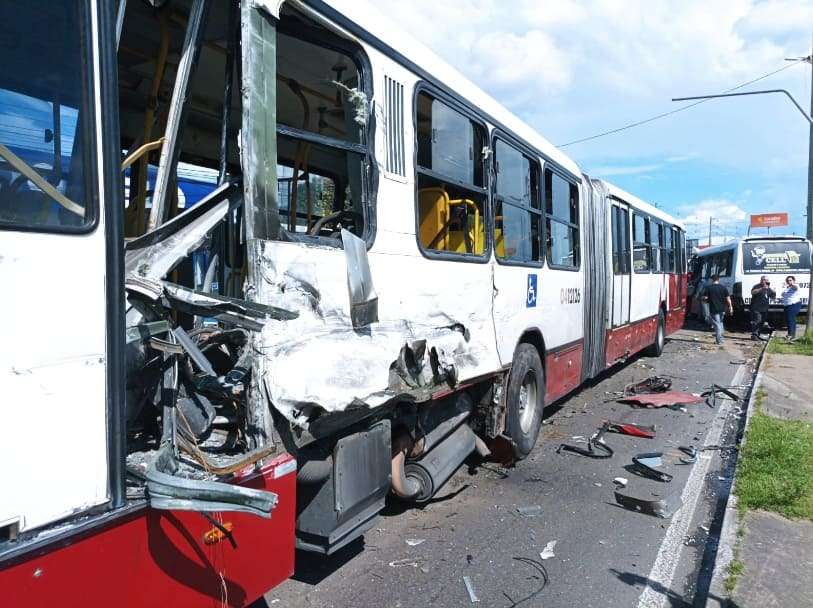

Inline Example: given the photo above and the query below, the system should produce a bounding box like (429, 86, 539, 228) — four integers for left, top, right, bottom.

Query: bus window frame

(543, 166, 581, 272)
(0, 0, 99, 236)
(491, 131, 543, 268)
(632, 211, 651, 273)
(412, 82, 491, 263)
(275, 13, 377, 247)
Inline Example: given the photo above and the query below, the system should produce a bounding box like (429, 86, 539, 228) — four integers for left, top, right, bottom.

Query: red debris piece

(618, 391, 703, 408)
(606, 421, 656, 438)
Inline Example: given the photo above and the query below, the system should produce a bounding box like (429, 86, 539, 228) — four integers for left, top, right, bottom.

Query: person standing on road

(703, 274, 733, 345)
(781, 275, 803, 341)
(749, 275, 776, 341)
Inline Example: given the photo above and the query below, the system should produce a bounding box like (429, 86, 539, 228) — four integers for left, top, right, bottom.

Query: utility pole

(806, 36, 813, 334)
(708, 217, 713, 246)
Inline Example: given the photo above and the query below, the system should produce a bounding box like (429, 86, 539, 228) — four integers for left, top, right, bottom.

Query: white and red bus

(0, 0, 686, 605)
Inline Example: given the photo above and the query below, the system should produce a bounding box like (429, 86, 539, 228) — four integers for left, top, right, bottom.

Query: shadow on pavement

(609, 569, 741, 608)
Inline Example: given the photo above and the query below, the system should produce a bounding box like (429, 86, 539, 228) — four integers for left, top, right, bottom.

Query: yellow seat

(418, 187, 484, 254)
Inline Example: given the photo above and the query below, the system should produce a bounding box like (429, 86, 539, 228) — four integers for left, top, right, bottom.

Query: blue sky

(376, 0, 813, 240)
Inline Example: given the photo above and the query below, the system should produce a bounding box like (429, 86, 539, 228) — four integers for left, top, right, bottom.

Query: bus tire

(505, 343, 545, 459)
(647, 310, 666, 357)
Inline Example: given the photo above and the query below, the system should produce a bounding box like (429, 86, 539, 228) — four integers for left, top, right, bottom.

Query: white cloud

(677, 198, 749, 232)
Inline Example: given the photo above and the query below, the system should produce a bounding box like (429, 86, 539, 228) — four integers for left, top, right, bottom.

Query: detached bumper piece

(146, 448, 278, 518)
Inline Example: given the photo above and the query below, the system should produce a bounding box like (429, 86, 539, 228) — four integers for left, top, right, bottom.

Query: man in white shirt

(781, 275, 803, 341)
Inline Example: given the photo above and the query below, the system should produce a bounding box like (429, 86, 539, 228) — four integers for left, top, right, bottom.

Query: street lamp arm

(672, 89, 813, 124)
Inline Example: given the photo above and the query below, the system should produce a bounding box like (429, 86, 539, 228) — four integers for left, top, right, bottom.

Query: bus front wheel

(505, 343, 546, 459)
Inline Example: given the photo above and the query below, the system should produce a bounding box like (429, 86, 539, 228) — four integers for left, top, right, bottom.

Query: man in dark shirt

(749, 275, 775, 340)
(703, 274, 733, 345)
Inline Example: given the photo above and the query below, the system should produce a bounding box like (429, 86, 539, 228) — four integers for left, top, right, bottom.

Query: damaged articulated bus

(0, 0, 687, 605)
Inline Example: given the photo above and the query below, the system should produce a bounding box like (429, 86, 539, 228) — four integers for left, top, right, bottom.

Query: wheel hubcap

(517, 370, 538, 434)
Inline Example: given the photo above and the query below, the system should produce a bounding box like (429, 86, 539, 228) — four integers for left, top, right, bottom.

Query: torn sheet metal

(619, 391, 703, 408)
(125, 181, 240, 280)
(249, 239, 496, 429)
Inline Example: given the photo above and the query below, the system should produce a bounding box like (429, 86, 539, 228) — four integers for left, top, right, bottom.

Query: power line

(558, 59, 806, 148)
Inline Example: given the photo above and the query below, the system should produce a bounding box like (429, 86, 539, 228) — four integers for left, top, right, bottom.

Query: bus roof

(602, 181, 684, 229)
(318, 0, 583, 178)
(695, 235, 812, 257)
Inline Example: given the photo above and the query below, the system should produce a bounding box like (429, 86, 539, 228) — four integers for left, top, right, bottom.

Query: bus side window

(633, 213, 650, 272)
(416, 92, 487, 256)
(720, 251, 733, 277)
(493, 139, 541, 264)
(544, 170, 580, 269)
(650, 221, 662, 272)
(664, 225, 674, 272)
(276, 25, 370, 240)
(611, 206, 620, 273)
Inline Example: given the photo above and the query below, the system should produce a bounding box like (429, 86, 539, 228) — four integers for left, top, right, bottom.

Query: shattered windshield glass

(0, 1, 91, 230)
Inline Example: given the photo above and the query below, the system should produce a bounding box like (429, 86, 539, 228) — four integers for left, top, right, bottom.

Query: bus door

(0, 2, 113, 535)
(610, 202, 631, 327)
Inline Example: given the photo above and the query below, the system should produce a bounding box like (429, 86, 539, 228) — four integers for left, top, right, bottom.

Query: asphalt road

(264, 325, 762, 608)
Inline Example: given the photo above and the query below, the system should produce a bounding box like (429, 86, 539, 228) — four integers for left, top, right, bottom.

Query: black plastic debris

(557, 423, 613, 459)
(614, 490, 681, 518)
(702, 384, 742, 408)
(629, 453, 673, 482)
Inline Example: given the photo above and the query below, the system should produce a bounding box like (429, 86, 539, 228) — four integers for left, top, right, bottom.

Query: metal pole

(147, 0, 211, 232)
(805, 38, 813, 335)
(708, 216, 712, 247)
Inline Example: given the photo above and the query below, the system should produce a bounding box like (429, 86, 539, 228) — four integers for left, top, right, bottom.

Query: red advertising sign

(750, 213, 788, 228)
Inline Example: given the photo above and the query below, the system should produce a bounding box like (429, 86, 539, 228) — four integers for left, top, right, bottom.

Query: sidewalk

(710, 338, 813, 608)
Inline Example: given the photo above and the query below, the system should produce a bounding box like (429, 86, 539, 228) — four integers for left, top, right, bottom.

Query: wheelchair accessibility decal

(526, 274, 538, 308)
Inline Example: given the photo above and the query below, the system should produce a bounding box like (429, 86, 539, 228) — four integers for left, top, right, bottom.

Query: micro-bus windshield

(741, 241, 812, 274)
(0, 2, 93, 232)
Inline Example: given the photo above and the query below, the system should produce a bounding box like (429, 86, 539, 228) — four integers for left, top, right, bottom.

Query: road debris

(539, 540, 557, 560)
(405, 538, 425, 546)
(507, 557, 550, 605)
(613, 477, 628, 488)
(624, 376, 673, 395)
(462, 576, 480, 603)
(614, 490, 681, 518)
(388, 557, 425, 568)
(702, 384, 743, 408)
(556, 422, 613, 458)
(630, 453, 673, 482)
(619, 391, 704, 408)
(605, 421, 656, 438)
(516, 505, 543, 517)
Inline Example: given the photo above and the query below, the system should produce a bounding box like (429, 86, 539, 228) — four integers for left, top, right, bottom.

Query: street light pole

(673, 60, 813, 334)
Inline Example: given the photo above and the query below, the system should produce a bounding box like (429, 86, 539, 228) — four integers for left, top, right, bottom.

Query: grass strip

(735, 406, 813, 520)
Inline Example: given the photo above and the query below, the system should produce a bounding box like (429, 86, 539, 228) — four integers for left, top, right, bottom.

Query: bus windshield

(0, 1, 91, 230)
(742, 241, 812, 274)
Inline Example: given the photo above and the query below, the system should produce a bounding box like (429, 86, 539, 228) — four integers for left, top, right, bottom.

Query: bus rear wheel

(505, 343, 545, 459)
(646, 310, 666, 357)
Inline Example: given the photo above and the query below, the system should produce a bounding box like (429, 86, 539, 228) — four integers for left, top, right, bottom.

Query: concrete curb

(704, 337, 770, 607)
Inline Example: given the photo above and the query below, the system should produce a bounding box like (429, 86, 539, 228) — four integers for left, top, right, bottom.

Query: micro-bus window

(633, 213, 651, 273)
(544, 169, 580, 270)
(415, 90, 488, 258)
(493, 138, 542, 265)
(274, 17, 372, 242)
